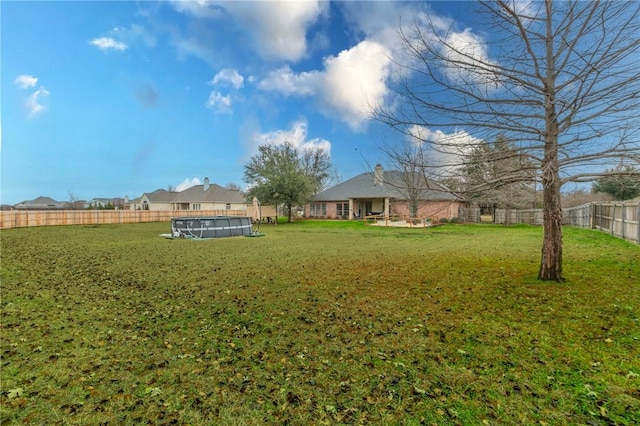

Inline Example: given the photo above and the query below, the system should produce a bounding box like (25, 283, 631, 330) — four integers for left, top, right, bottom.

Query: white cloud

(340, 2, 450, 72)
(166, 0, 497, 131)
(14, 75, 38, 89)
(258, 66, 318, 96)
(408, 125, 483, 170)
(210, 69, 244, 89)
(25, 86, 50, 118)
(176, 177, 202, 192)
(89, 37, 128, 52)
(223, 1, 326, 61)
(169, 0, 326, 62)
(319, 41, 392, 131)
(247, 119, 331, 159)
(512, 0, 541, 18)
(258, 40, 392, 132)
(341, 2, 422, 54)
(343, 2, 497, 88)
(339, 2, 501, 117)
(168, 0, 224, 18)
(205, 91, 232, 113)
(442, 29, 500, 89)
(15, 74, 49, 117)
(205, 69, 245, 114)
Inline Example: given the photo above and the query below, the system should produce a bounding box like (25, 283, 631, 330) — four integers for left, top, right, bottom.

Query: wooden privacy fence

(461, 202, 639, 245)
(3, 202, 638, 244)
(494, 209, 544, 226)
(564, 201, 640, 245)
(0, 209, 250, 229)
(363, 214, 433, 228)
(459, 207, 543, 225)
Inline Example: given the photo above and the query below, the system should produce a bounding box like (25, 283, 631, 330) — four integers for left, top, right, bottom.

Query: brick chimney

(374, 164, 384, 185)
(204, 177, 210, 191)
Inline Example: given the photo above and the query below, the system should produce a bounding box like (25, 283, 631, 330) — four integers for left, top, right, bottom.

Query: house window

(192, 203, 201, 210)
(336, 203, 349, 217)
(226, 203, 231, 210)
(310, 203, 326, 217)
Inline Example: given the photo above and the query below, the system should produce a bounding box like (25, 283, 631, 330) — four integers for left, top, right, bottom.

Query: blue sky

(3, 1, 478, 204)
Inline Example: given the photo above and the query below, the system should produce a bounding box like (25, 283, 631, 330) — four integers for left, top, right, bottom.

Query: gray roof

(142, 184, 246, 204)
(16, 196, 63, 206)
(91, 197, 124, 204)
(173, 184, 246, 203)
(311, 170, 461, 202)
(144, 189, 176, 202)
(14, 196, 66, 210)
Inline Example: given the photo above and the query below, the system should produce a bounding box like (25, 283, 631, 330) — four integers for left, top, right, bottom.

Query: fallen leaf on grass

(7, 388, 23, 399)
(413, 386, 427, 395)
(145, 387, 162, 397)
(599, 405, 608, 418)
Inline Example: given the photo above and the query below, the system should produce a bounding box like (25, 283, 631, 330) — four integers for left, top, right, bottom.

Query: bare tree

(382, 137, 441, 218)
(67, 191, 84, 210)
(376, 0, 640, 281)
(225, 183, 243, 192)
(562, 188, 613, 208)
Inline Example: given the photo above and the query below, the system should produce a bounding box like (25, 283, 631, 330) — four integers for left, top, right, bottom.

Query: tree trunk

(538, 175, 563, 281)
(538, 0, 564, 282)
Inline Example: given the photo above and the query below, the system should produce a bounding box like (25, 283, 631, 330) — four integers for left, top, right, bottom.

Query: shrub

(450, 217, 460, 223)
(439, 217, 449, 223)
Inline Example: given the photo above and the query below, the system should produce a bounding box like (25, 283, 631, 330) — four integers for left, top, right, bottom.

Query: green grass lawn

(1, 221, 639, 425)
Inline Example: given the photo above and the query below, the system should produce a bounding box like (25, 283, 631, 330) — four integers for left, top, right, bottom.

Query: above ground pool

(170, 216, 253, 239)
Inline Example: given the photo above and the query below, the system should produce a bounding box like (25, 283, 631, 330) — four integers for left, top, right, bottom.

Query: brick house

(306, 165, 464, 221)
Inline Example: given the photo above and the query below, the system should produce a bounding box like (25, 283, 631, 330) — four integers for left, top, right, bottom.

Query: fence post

(598, 203, 602, 230)
(621, 202, 626, 240)
(637, 202, 640, 245)
(611, 204, 615, 235)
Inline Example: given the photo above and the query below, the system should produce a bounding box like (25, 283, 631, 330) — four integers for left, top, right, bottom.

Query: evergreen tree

(244, 142, 332, 222)
(593, 166, 640, 200)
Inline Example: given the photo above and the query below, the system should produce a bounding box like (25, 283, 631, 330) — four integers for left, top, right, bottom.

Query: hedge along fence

(0, 209, 251, 229)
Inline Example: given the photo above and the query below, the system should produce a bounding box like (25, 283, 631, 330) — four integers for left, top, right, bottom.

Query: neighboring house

(64, 199, 89, 210)
(129, 189, 174, 211)
(88, 197, 125, 209)
(130, 178, 248, 212)
(14, 196, 66, 210)
(306, 165, 465, 221)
